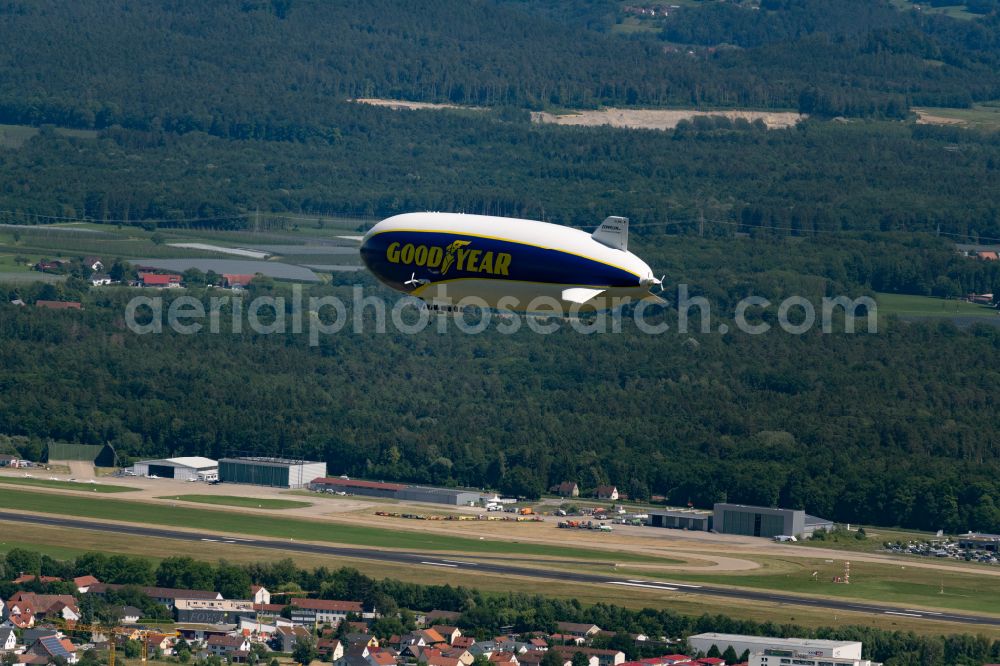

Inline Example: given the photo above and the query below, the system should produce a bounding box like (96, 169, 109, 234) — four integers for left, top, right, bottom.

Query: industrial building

(218, 457, 326, 489)
(647, 508, 712, 531)
(713, 503, 833, 539)
(749, 651, 881, 666)
(309, 477, 482, 506)
(174, 599, 255, 624)
(688, 634, 863, 662)
(131, 457, 218, 482)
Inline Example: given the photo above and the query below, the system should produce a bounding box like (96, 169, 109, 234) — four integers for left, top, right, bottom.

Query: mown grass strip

(0, 476, 136, 493)
(156, 494, 311, 510)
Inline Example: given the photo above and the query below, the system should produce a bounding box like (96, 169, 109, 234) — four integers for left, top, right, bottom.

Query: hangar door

(148, 464, 177, 479)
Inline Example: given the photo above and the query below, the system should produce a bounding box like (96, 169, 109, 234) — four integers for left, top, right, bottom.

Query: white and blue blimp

(360, 212, 664, 312)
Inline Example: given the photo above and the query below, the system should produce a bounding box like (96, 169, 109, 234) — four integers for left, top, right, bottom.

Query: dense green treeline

(0, 274, 999, 533)
(4, 548, 1000, 665)
(0, 0, 998, 132)
(2, 112, 1000, 242)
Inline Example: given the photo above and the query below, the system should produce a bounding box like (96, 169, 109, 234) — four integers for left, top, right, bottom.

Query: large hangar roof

(157, 456, 218, 470)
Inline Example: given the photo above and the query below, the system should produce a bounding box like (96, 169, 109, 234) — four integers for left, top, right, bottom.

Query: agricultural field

(155, 494, 312, 510)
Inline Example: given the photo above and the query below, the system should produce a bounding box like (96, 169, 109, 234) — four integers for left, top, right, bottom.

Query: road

(1, 510, 997, 627)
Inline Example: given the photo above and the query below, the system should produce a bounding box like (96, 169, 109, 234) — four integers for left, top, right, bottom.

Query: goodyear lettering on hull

(385, 240, 512, 277)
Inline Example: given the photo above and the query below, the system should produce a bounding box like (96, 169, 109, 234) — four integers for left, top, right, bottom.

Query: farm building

(132, 457, 218, 481)
(218, 456, 326, 489)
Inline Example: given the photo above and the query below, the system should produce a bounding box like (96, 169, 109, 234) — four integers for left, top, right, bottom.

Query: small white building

(688, 634, 863, 661)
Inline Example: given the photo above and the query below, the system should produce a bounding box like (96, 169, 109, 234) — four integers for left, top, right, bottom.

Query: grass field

(915, 102, 1000, 130)
(0, 487, 662, 562)
(613, 555, 1000, 616)
(876, 292, 997, 318)
(155, 494, 311, 510)
(0, 476, 136, 493)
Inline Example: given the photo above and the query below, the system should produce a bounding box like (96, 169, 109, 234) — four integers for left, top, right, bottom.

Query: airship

(359, 212, 664, 312)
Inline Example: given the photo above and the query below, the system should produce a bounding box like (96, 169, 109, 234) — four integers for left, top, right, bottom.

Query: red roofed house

(550, 482, 579, 497)
(977, 251, 999, 261)
(138, 272, 182, 288)
(368, 650, 400, 666)
(696, 659, 726, 666)
(73, 575, 100, 593)
(5, 592, 80, 627)
(594, 485, 619, 500)
(223, 274, 255, 289)
(453, 637, 476, 650)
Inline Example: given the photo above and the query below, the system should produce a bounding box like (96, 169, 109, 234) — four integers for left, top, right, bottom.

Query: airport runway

(2, 510, 997, 627)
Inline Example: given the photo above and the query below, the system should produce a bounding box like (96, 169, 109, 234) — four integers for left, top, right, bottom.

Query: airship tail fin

(562, 287, 606, 304)
(592, 216, 629, 252)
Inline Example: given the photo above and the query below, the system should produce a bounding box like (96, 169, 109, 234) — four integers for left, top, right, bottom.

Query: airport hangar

(218, 457, 327, 489)
(309, 477, 482, 506)
(646, 503, 833, 538)
(131, 457, 219, 482)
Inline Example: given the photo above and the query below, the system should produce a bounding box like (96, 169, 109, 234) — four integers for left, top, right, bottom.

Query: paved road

(2, 511, 997, 627)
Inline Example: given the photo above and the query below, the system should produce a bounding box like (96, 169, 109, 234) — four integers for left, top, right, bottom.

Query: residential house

(5, 592, 80, 627)
(73, 575, 100, 593)
(548, 635, 586, 646)
(206, 635, 249, 657)
(144, 633, 176, 656)
(367, 649, 400, 666)
(554, 623, 601, 639)
(275, 625, 313, 653)
(452, 636, 476, 650)
(489, 651, 520, 666)
(517, 653, 545, 666)
(90, 273, 113, 286)
(345, 633, 379, 649)
(250, 585, 270, 605)
(595, 486, 619, 500)
(84, 257, 104, 272)
(0, 627, 18, 651)
(319, 638, 345, 661)
(432, 626, 462, 645)
(528, 639, 548, 651)
(27, 636, 78, 664)
(977, 251, 999, 261)
(443, 648, 474, 665)
(290, 598, 365, 626)
(118, 606, 142, 624)
(551, 482, 579, 498)
(223, 274, 255, 290)
(339, 644, 374, 666)
(420, 628, 448, 646)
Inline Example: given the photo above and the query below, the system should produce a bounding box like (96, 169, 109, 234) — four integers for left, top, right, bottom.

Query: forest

(2, 113, 1000, 242)
(2, 548, 999, 666)
(1, 267, 999, 534)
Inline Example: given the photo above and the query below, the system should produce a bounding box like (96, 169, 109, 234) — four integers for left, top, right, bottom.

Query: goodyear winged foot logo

(385, 238, 512, 276)
(440, 240, 470, 276)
